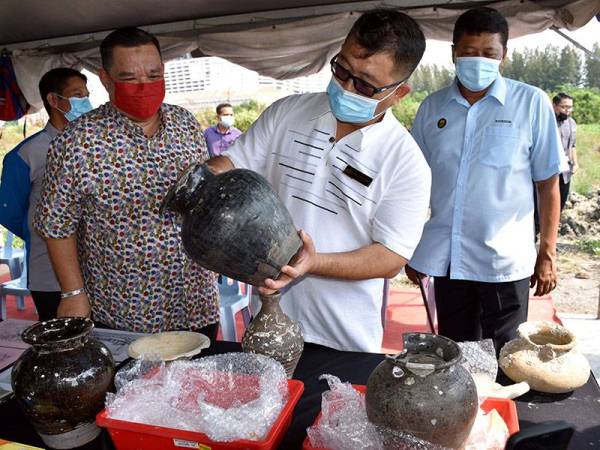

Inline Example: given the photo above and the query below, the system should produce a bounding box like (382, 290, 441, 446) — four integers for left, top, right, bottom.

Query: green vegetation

(195, 100, 266, 133)
(391, 91, 426, 129)
(572, 123, 600, 195)
(576, 238, 600, 256)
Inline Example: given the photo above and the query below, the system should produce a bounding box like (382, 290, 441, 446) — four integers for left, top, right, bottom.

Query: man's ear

(392, 83, 412, 105)
(99, 68, 112, 94)
(46, 92, 60, 110)
(451, 44, 456, 64)
(499, 47, 508, 71)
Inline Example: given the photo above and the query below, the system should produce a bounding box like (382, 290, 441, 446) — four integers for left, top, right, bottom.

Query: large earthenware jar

(241, 291, 303, 378)
(365, 333, 478, 449)
(499, 321, 590, 393)
(11, 318, 115, 449)
(161, 162, 302, 286)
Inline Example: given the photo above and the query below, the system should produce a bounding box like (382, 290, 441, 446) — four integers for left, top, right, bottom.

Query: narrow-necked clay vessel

(160, 162, 302, 286)
(365, 333, 478, 449)
(241, 291, 303, 378)
(499, 321, 590, 393)
(11, 318, 115, 449)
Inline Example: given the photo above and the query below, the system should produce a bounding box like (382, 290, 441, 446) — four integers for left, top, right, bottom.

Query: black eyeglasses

(330, 54, 404, 98)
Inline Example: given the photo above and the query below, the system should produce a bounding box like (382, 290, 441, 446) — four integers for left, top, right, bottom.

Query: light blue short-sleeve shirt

(410, 76, 564, 283)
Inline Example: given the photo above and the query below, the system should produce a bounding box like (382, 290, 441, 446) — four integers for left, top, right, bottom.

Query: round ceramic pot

(499, 320, 590, 393)
(241, 291, 304, 378)
(160, 162, 302, 286)
(11, 318, 115, 449)
(365, 333, 478, 449)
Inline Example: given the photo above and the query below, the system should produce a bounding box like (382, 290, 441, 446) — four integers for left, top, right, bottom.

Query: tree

(503, 50, 526, 80)
(503, 44, 584, 91)
(585, 43, 600, 90)
(557, 46, 582, 87)
(408, 64, 453, 94)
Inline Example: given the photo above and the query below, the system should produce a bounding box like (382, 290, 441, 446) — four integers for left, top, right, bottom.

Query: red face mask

(112, 79, 165, 120)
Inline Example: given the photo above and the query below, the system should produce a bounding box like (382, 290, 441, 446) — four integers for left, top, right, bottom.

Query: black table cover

(1, 341, 599, 449)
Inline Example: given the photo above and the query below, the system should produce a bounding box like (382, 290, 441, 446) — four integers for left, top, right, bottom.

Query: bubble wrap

(106, 352, 288, 442)
(306, 375, 447, 450)
(464, 407, 510, 450)
(458, 339, 498, 382)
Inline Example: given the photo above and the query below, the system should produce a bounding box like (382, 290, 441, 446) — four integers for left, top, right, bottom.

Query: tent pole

(551, 26, 600, 61)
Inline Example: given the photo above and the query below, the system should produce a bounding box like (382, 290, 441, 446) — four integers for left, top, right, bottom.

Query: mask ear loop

(369, 83, 404, 121)
(52, 93, 71, 116)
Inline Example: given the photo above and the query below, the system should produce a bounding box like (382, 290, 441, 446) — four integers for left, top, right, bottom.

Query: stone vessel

(499, 321, 590, 393)
(11, 318, 115, 449)
(160, 162, 302, 286)
(365, 333, 478, 449)
(241, 291, 303, 378)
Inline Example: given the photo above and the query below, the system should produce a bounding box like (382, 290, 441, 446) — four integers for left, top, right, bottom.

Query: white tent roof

(2, 0, 599, 110)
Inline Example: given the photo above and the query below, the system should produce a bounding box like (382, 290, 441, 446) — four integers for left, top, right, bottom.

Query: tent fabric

(5, 0, 600, 111)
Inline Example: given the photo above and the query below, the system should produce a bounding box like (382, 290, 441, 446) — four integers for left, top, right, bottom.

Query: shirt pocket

(479, 126, 521, 168)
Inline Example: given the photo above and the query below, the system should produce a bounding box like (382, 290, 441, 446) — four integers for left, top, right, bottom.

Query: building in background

(164, 55, 330, 111)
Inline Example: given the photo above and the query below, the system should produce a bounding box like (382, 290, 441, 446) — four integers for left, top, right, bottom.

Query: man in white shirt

(208, 9, 431, 353)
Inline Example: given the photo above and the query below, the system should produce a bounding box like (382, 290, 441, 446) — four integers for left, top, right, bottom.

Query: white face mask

(327, 77, 400, 124)
(219, 115, 235, 128)
(454, 56, 501, 92)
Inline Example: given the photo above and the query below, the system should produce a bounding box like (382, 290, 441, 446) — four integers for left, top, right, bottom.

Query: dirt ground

(553, 240, 599, 316)
(393, 238, 600, 317)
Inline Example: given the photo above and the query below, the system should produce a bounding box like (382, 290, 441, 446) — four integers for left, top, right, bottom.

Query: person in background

(208, 9, 431, 353)
(0, 67, 93, 321)
(553, 92, 578, 211)
(406, 7, 564, 354)
(34, 28, 219, 339)
(203, 103, 242, 157)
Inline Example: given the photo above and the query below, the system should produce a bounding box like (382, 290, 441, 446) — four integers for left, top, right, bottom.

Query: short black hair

(453, 7, 509, 48)
(216, 103, 233, 115)
(346, 9, 426, 79)
(100, 27, 162, 69)
(553, 92, 573, 105)
(38, 68, 87, 115)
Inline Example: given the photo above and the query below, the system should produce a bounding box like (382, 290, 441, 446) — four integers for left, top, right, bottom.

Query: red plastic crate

(302, 385, 519, 450)
(96, 374, 304, 450)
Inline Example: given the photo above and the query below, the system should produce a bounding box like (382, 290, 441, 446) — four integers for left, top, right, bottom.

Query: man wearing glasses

(208, 9, 431, 352)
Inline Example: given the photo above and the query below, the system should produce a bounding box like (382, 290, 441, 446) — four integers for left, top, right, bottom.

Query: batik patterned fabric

(35, 103, 219, 332)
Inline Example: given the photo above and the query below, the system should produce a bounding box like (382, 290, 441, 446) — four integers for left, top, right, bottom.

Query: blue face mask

(56, 95, 94, 121)
(455, 56, 501, 92)
(326, 77, 399, 124)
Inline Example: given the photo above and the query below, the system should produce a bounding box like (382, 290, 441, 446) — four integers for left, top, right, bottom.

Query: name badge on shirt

(343, 165, 373, 187)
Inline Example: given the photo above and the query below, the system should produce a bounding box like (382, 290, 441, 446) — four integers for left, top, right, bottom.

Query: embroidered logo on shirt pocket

(479, 126, 521, 168)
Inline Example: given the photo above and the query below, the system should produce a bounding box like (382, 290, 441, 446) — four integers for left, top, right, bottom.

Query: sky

(421, 18, 600, 66)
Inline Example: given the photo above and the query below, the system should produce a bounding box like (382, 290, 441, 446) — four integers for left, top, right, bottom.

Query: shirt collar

(213, 124, 233, 135)
(445, 74, 507, 107)
(308, 93, 332, 121)
(108, 102, 168, 137)
(487, 74, 506, 105)
(44, 122, 60, 138)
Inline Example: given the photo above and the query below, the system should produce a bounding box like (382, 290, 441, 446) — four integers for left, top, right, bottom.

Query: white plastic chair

(0, 231, 25, 279)
(1, 258, 29, 320)
(218, 276, 252, 342)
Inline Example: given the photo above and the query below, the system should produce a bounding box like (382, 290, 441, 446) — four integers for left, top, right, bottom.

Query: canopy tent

(1, 0, 599, 111)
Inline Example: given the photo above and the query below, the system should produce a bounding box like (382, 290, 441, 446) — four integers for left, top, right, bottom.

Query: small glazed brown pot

(12, 317, 115, 449)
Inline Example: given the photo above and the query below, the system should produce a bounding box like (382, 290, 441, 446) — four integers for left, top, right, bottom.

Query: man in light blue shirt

(406, 7, 563, 353)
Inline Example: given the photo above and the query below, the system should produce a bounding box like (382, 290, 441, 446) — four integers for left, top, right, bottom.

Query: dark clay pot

(161, 162, 302, 286)
(365, 333, 477, 449)
(241, 291, 304, 378)
(11, 318, 115, 449)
